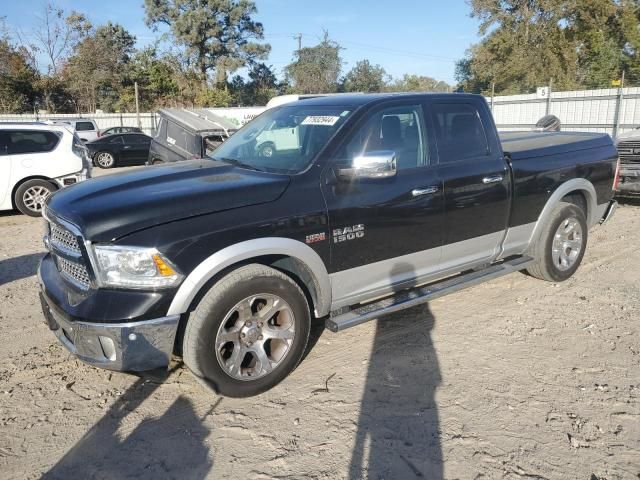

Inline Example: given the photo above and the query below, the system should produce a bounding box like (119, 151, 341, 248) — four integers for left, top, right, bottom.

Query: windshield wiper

(213, 157, 265, 172)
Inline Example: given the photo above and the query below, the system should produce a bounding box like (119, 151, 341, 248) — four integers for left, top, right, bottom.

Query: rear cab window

(4, 130, 61, 154)
(75, 121, 96, 132)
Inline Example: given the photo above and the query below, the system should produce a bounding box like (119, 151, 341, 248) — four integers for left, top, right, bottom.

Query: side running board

(325, 256, 534, 333)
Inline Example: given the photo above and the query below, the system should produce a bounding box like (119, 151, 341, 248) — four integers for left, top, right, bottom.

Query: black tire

(95, 151, 116, 168)
(14, 179, 56, 217)
(526, 201, 588, 282)
(183, 264, 311, 397)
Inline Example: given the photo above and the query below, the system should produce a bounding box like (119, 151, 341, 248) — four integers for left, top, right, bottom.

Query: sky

(2, 0, 481, 84)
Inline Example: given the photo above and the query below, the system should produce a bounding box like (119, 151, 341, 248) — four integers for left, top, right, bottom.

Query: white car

(48, 118, 101, 142)
(0, 123, 92, 216)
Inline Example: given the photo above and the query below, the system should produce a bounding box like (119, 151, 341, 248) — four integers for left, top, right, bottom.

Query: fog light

(98, 336, 117, 361)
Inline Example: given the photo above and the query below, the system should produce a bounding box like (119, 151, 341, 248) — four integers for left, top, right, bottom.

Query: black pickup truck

(38, 93, 619, 397)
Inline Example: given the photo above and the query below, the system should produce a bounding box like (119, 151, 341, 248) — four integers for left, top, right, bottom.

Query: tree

(457, 0, 640, 93)
(0, 38, 40, 113)
(342, 59, 389, 92)
(231, 62, 281, 105)
(388, 74, 451, 92)
(144, 0, 270, 85)
(31, 2, 91, 76)
(456, 0, 579, 94)
(128, 47, 180, 109)
(285, 32, 343, 93)
(62, 23, 136, 112)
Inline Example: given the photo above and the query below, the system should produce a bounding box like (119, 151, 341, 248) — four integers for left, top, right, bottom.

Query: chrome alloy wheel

(215, 294, 296, 381)
(552, 216, 583, 271)
(22, 185, 51, 213)
(96, 152, 114, 168)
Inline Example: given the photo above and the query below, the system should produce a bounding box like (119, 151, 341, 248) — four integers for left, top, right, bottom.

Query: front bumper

(39, 287, 180, 372)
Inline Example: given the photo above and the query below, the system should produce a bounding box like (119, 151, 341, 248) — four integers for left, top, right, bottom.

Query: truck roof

(293, 92, 484, 107)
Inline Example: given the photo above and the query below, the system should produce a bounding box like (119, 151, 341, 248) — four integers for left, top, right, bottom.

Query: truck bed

(499, 131, 613, 160)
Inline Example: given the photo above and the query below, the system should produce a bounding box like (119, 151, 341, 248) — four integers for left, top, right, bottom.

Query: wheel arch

(11, 176, 58, 209)
(167, 237, 332, 319)
(528, 178, 597, 249)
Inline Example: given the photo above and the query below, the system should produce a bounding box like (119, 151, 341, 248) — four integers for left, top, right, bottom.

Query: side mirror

(338, 150, 397, 180)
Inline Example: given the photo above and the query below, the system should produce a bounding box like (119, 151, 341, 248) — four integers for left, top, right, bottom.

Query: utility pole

(294, 33, 302, 51)
(134, 81, 141, 130)
(546, 77, 553, 116)
(614, 70, 625, 140)
(490, 81, 495, 112)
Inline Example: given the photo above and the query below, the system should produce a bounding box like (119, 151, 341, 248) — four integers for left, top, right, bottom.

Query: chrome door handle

(412, 186, 439, 197)
(482, 175, 503, 184)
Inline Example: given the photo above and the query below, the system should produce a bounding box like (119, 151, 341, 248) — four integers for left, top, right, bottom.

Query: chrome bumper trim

(40, 289, 179, 372)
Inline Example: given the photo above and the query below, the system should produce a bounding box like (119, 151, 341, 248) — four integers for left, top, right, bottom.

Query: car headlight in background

(90, 245, 182, 288)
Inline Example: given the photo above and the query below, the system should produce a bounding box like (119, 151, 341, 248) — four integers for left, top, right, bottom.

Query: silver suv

(49, 118, 100, 143)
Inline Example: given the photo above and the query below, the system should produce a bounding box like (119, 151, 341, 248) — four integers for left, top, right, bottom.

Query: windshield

(211, 105, 352, 174)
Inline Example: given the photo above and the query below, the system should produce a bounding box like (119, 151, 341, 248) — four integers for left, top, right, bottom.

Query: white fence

(488, 86, 640, 138)
(2, 87, 639, 139)
(0, 112, 160, 136)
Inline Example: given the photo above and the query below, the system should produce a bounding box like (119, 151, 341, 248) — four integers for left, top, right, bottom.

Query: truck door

(321, 101, 444, 307)
(427, 99, 510, 266)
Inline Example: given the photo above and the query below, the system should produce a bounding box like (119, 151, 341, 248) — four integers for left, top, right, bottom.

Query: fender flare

(167, 237, 332, 318)
(528, 178, 598, 247)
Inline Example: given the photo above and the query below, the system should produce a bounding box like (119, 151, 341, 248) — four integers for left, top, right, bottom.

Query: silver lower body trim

(40, 291, 179, 372)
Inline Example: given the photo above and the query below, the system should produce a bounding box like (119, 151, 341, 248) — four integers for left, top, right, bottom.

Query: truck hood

(46, 159, 290, 241)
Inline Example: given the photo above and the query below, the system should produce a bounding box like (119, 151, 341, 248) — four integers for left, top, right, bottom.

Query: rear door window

(129, 134, 150, 144)
(431, 103, 489, 162)
(6, 130, 61, 154)
(76, 121, 96, 131)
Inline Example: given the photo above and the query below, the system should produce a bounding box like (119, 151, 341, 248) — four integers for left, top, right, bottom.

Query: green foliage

(342, 59, 389, 92)
(285, 32, 343, 94)
(62, 22, 137, 112)
(457, 0, 640, 93)
(194, 86, 233, 107)
(144, 0, 270, 84)
(0, 39, 39, 113)
(230, 62, 281, 105)
(388, 74, 451, 92)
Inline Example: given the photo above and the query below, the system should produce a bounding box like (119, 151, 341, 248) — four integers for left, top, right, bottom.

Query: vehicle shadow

(615, 195, 640, 207)
(43, 366, 217, 480)
(349, 263, 443, 479)
(0, 253, 43, 286)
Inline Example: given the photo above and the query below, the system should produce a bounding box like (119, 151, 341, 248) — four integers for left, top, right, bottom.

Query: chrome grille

(50, 222, 81, 255)
(45, 213, 91, 290)
(617, 140, 640, 164)
(57, 256, 91, 289)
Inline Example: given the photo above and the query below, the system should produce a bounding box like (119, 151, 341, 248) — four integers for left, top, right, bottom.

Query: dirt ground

(0, 167, 639, 479)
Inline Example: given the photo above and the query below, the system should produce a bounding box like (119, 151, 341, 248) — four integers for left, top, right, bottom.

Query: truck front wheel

(526, 201, 588, 282)
(182, 264, 311, 397)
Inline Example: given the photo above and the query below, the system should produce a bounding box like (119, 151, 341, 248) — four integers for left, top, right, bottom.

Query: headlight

(91, 245, 182, 289)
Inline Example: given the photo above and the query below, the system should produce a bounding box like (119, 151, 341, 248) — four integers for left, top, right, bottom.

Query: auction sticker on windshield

(301, 116, 340, 126)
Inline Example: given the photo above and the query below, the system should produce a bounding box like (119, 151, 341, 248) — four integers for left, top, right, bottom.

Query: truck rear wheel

(526, 201, 588, 282)
(182, 264, 311, 397)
